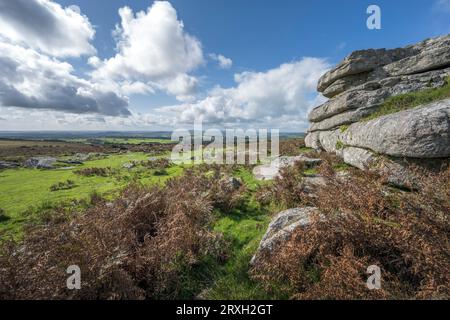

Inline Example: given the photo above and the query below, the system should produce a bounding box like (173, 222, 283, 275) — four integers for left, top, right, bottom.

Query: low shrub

(279, 139, 306, 156)
(75, 167, 112, 177)
(144, 158, 172, 170)
(88, 190, 103, 205)
(255, 161, 309, 209)
(0, 208, 9, 222)
(153, 169, 168, 176)
(0, 165, 247, 299)
(50, 180, 76, 192)
(252, 163, 450, 299)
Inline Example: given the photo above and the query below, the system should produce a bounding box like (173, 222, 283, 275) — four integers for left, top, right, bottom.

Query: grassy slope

(363, 77, 450, 121)
(0, 152, 184, 235)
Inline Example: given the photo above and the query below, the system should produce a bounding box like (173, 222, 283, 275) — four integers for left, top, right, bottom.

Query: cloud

(0, 0, 95, 57)
(0, 107, 167, 131)
(91, 1, 204, 101)
(156, 57, 330, 129)
(435, 0, 450, 12)
(210, 53, 233, 69)
(0, 42, 130, 116)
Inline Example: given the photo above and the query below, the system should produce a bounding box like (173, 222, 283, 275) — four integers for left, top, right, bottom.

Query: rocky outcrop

(25, 157, 57, 169)
(305, 34, 450, 186)
(0, 161, 19, 169)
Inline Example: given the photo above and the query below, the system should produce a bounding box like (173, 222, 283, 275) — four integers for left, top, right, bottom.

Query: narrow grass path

(202, 168, 286, 299)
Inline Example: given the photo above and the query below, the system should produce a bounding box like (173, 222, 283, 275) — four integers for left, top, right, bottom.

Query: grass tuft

(363, 77, 450, 121)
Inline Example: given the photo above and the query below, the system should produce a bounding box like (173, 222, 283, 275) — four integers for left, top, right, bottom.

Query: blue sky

(0, 0, 449, 131)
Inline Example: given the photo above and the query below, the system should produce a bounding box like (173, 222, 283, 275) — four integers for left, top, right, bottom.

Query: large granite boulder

(250, 207, 319, 265)
(317, 47, 414, 94)
(317, 34, 450, 98)
(342, 100, 450, 158)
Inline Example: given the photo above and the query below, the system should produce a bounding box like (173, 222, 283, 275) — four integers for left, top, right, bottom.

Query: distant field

(0, 139, 111, 161)
(65, 137, 175, 145)
(0, 139, 80, 148)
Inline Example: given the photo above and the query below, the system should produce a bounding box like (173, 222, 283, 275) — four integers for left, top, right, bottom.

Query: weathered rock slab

(250, 207, 318, 264)
(343, 100, 450, 158)
(342, 147, 376, 170)
(309, 68, 450, 126)
(253, 155, 322, 180)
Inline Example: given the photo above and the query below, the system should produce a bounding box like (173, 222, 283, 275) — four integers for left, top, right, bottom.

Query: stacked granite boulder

(305, 35, 450, 186)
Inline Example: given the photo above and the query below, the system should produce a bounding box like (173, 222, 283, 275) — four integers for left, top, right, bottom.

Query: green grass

(196, 167, 286, 300)
(335, 140, 344, 150)
(205, 198, 276, 299)
(0, 152, 184, 236)
(299, 147, 315, 154)
(333, 162, 351, 172)
(363, 77, 450, 121)
(339, 124, 350, 132)
(303, 168, 318, 175)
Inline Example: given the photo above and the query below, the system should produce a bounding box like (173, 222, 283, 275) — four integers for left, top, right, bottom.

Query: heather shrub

(0, 208, 8, 223)
(144, 158, 172, 170)
(252, 164, 450, 299)
(279, 139, 305, 156)
(50, 179, 76, 191)
(75, 167, 113, 177)
(0, 166, 247, 300)
(255, 161, 312, 208)
(185, 164, 247, 212)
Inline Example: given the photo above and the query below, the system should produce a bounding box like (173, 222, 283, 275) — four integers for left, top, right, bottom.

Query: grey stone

(384, 36, 450, 76)
(304, 131, 322, 150)
(279, 155, 322, 168)
(318, 130, 344, 156)
(252, 163, 280, 181)
(0, 161, 19, 169)
(301, 176, 326, 195)
(309, 106, 380, 132)
(122, 162, 135, 169)
(322, 72, 370, 98)
(318, 34, 450, 94)
(253, 155, 322, 180)
(317, 47, 414, 93)
(309, 68, 450, 125)
(25, 157, 57, 169)
(342, 147, 377, 170)
(251, 207, 318, 264)
(342, 100, 450, 158)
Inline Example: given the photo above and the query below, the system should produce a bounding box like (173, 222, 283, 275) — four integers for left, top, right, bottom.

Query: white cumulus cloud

(210, 53, 233, 69)
(91, 1, 205, 101)
(0, 0, 96, 57)
(435, 0, 450, 12)
(155, 57, 330, 130)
